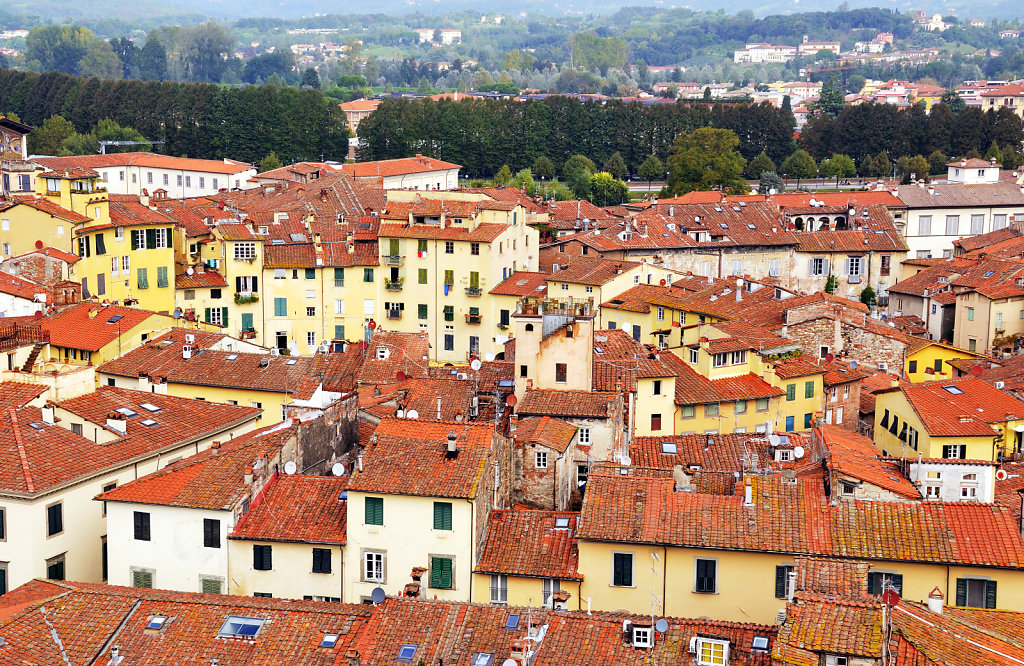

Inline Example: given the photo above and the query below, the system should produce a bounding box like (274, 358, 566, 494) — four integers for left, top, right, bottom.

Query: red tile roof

(475, 509, 581, 579)
(888, 377, 1024, 436)
(263, 240, 379, 268)
(772, 357, 827, 379)
(631, 433, 812, 476)
(359, 377, 475, 422)
(35, 152, 254, 175)
(0, 382, 46, 410)
(672, 357, 785, 405)
(230, 474, 347, 544)
(346, 418, 493, 498)
(513, 416, 577, 453)
(792, 556, 871, 598)
(817, 425, 920, 499)
(356, 331, 431, 385)
(578, 474, 1024, 568)
(174, 266, 228, 289)
(40, 303, 162, 351)
(489, 271, 549, 297)
(2, 196, 91, 223)
(96, 423, 295, 509)
(775, 594, 883, 658)
(517, 389, 614, 419)
(339, 155, 460, 178)
(549, 256, 640, 285)
(0, 272, 48, 302)
(890, 601, 1024, 666)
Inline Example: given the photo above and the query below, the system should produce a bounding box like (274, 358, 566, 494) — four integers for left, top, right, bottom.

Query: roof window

(320, 633, 340, 648)
(107, 314, 124, 324)
(472, 654, 494, 666)
(140, 419, 158, 427)
(286, 359, 298, 365)
(504, 612, 521, 630)
(942, 384, 965, 395)
(752, 635, 770, 651)
(984, 271, 995, 277)
(28, 422, 44, 430)
(217, 615, 265, 638)
(397, 644, 418, 662)
(116, 407, 138, 417)
(661, 441, 678, 454)
(226, 354, 238, 361)
(554, 517, 570, 529)
(146, 616, 169, 631)
(139, 403, 162, 413)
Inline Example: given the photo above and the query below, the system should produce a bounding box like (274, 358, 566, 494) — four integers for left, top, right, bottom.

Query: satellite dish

(406, 409, 419, 419)
(396, 409, 405, 418)
(288, 340, 299, 352)
(284, 461, 297, 475)
(506, 394, 518, 407)
(768, 433, 781, 446)
(825, 353, 835, 363)
(396, 370, 407, 382)
(484, 352, 495, 362)
(997, 469, 1009, 481)
(470, 358, 482, 371)
(332, 462, 345, 476)
(971, 365, 984, 377)
(849, 360, 858, 370)
(793, 446, 805, 459)
(655, 619, 669, 633)
(186, 267, 194, 276)
(503, 661, 519, 666)
(370, 587, 386, 604)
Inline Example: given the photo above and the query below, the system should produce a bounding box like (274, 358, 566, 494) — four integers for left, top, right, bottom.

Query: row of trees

(0, 68, 349, 163)
(357, 97, 796, 178)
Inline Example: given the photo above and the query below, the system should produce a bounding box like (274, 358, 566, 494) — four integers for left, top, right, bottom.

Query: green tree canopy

(25, 25, 98, 76)
(139, 33, 168, 81)
(746, 151, 776, 179)
(78, 41, 123, 80)
(868, 151, 892, 178)
(28, 115, 76, 155)
(638, 154, 664, 188)
(532, 156, 555, 180)
(494, 164, 514, 185)
(603, 152, 628, 181)
(63, 119, 151, 155)
(814, 76, 845, 118)
(781, 149, 818, 180)
(758, 171, 784, 195)
(818, 154, 856, 180)
(259, 151, 283, 173)
(665, 128, 748, 196)
(589, 172, 629, 206)
(509, 168, 536, 197)
(301, 68, 321, 90)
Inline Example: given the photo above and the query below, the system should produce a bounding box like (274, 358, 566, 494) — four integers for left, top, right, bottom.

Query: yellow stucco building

(904, 339, 983, 383)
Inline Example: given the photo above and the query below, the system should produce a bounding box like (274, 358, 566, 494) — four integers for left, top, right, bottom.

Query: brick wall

(824, 380, 861, 432)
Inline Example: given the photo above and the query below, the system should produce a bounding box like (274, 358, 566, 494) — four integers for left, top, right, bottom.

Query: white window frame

(111, 257, 119, 276)
(696, 637, 729, 666)
(364, 551, 384, 582)
(234, 242, 256, 261)
(489, 574, 507, 604)
(208, 308, 223, 326)
(535, 451, 548, 469)
(335, 299, 345, 315)
(578, 428, 591, 444)
(542, 578, 560, 607)
(122, 256, 130, 272)
(632, 626, 652, 648)
(154, 227, 169, 249)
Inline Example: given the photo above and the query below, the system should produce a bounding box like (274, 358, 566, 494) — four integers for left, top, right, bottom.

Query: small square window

(321, 633, 340, 648)
(536, 451, 548, 469)
(397, 644, 418, 662)
(146, 616, 168, 631)
(661, 441, 677, 454)
(504, 612, 520, 630)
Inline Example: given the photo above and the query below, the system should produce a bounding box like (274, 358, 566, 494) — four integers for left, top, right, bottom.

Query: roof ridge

(9, 408, 36, 493)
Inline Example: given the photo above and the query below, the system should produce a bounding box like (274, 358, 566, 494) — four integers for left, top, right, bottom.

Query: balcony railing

(385, 278, 404, 292)
(383, 255, 405, 266)
(465, 287, 483, 297)
(465, 313, 482, 325)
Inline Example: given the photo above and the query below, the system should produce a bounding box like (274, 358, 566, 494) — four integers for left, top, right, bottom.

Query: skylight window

(984, 271, 995, 277)
(146, 616, 168, 631)
(397, 644, 418, 662)
(497, 380, 514, 389)
(472, 654, 494, 666)
(661, 441, 678, 454)
(139, 403, 162, 413)
(116, 407, 138, 417)
(320, 633, 340, 648)
(140, 419, 159, 427)
(286, 359, 298, 365)
(107, 314, 124, 324)
(752, 635, 770, 651)
(28, 422, 44, 430)
(218, 616, 265, 638)
(942, 384, 965, 395)
(747, 224, 756, 229)
(226, 354, 238, 361)
(504, 612, 520, 630)
(554, 517, 570, 529)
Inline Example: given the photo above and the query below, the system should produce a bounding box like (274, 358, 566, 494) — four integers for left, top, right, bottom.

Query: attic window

(226, 354, 238, 361)
(632, 626, 652, 648)
(286, 359, 298, 365)
(107, 314, 125, 323)
(376, 346, 390, 360)
(396, 644, 418, 662)
(139, 403, 162, 413)
(504, 612, 521, 630)
(719, 223, 728, 229)
(594, 346, 604, 354)
(146, 616, 169, 631)
(984, 271, 995, 277)
(661, 441, 678, 454)
(320, 633, 340, 648)
(942, 385, 965, 395)
(747, 223, 756, 229)
(271, 239, 285, 245)
(471, 654, 494, 666)
(28, 422, 44, 430)
(116, 407, 138, 417)
(140, 419, 158, 427)
(554, 517, 570, 529)
(752, 636, 770, 652)
(497, 380, 514, 389)
(217, 616, 265, 638)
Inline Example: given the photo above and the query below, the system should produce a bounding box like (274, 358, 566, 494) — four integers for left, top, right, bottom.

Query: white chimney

(787, 570, 797, 601)
(41, 405, 55, 425)
(744, 482, 753, 506)
(437, 396, 442, 420)
(182, 344, 193, 360)
(927, 587, 944, 614)
(447, 431, 458, 454)
(244, 466, 253, 485)
(106, 414, 127, 434)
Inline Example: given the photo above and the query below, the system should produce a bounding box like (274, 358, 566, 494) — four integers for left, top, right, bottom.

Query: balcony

(241, 329, 257, 340)
(383, 255, 405, 266)
(385, 278, 404, 292)
(465, 287, 483, 297)
(386, 308, 402, 320)
(234, 292, 259, 305)
(465, 313, 482, 325)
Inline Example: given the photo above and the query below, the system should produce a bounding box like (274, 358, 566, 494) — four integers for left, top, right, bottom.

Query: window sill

(692, 590, 719, 595)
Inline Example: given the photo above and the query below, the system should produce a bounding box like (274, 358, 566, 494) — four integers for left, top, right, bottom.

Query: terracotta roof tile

(890, 377, 1024, 436)
(2, 196, 91, 223)
(549, 256, 641, 285)
(817, 425, 920, 499)
(35, 152, 254, 175)
(631, 433, 812, 476)
(776, 594, 883, 657)
(339, 155, 460, 178)
(517, 389, 614, 419)
(772, 357, 827, 379)
(489, 271, 549, 297)
(475, 509, 581, 579)
(41, 303, 162, 351)
(514, 416, 577, 453)
(230, 474, 347, 544)
(792, 556, 871, 598)
(0, 382, 46, 411)
(174, 266, 228, 289)
(346, 418, 492, 498)
(356, 331, 431, 385)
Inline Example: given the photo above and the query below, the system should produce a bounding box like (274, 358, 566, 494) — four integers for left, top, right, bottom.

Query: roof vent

(446, 431, 459, 457)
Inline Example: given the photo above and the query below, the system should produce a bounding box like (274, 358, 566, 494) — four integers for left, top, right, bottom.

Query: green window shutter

(804, 413, 812, 429)
(955, 578, 967, 606)
(365, 497, 383, 525)
(786, 384, 795, 401)
(805, 380, 814, 398)
(334, 267, 344, 284)
(985, 580, 997, 609)
(95, 233, 106, 255)
(444, 269, 454, 285)
(418, 268, 428, 284)
(433, 502, 452, 530)
(221, 307, 228, 327)
(132, 570, 152, 588)
(335, 325, 345, 339)
(430, 558, 442, 587)
(157, 266, 168, 288)
(137, 267, 149, 289)
(363, 268, 374, 282)
(305, 268, 315, 279)
(469, 307, 479, 316)
(145, 228, 157, 249)
(389, 239, 400, 256)
(418, 239, 428, 253)
(204, 308, 212, 323)
(440, 558, 452, 588)
(418, 304, 428, 320)
(470, 271, 479, 288)
(130, 230, 139, 250)
(431, 557, 452, 588)
(242, 313, 254, 331)
(274, 298, 287, 317)
(201, 578, 221, 594)
(775, 565, 790, 598)
(443, 305, 454, 322)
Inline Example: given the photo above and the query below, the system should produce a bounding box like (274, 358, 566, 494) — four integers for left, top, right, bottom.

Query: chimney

(669, 205, 675, 218)
(787, 570, 797, 601)
(211, 441, 221, 456)
(41, 405, 55, 425)
(446, 431, 458, 455)
(743, 481, 753, 506)
(437, 396, 442, 420)
(552, 589, 571, 610)
(672, 464, 692, 492)
(106, 413, 127, 435)
(927, 587, 944, 614)
(244, 466, 254, 485)
(344, 650, 360, 666)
